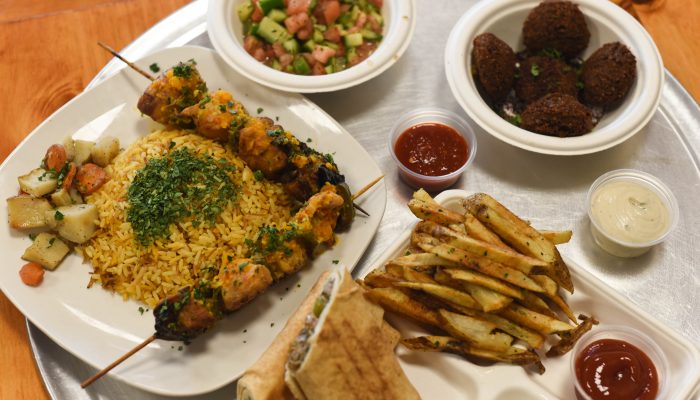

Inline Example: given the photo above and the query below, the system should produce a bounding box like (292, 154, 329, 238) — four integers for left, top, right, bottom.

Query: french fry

(364, 269, 403, 288)
(415, 220, 547, 273)
(385, 264, 436, 283)
(419, 242, 545, 293)
(531, 275, 576, 322)
(365, 287, 441, 327)
(411, 188, 435, 203)
(394, 282, 481, 311)
(441, 268, 524, 300)
(437, 309, 513, 352)
(401, 336, 541, 366)
(462, 193, 574, 293)
(463, 212, 511, 249)
(386, 252, 461, 270)
(433, 271, 512, 312)
(547, 315, 598, 357)
(540, 230, 573, 245)
(447, 303, 545, 349)
(408, 199, 464, 226)
(499, 304, 574, 335)
(519, 290, 558, 318)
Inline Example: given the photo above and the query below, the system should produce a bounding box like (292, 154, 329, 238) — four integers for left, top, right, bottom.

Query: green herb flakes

(530, 64, 540, 77)
(138, 306, 145, 315)
(126, 147, 237, 246)
(172, 62, 193, 78)
(253, 170, 264, 181)
(149, 63, 161, 73)
(332, 260, 339, 264)
(256, 107, 264, 114)
(54, 210, 64, 221)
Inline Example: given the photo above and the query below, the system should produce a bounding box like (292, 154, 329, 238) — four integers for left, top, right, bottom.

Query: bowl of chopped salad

(208, 0, 416, 93)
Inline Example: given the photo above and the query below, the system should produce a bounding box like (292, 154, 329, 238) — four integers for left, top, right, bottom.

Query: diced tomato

(355, 41, 376, 62)
(369, 0, 383, 7)
(244, 35, 263, 55)
(272, 43, 287, 58)
(285, 12, 310, 35)
(302, 53, 316, 65)
(279, 53, 294, 68)
(335, 42, 346, 57)
(251, 0, 264, 22)
(312, 62, 326, 75)
(355, 11, 367, 28)
(323, 26, 341, 43)
(340, 3, 350, 12)
(296, 19, 313, 40)
(312, 46, 336, 64)
(323, 1, 341, 25)
(287, 0, 311, 15)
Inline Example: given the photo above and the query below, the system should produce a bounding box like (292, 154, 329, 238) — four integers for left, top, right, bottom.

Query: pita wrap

(284, 268, 420, 400)
(237, 271, 330, 400)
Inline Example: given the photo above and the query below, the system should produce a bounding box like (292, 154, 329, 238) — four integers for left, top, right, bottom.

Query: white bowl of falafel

(444, 0, 664, 155)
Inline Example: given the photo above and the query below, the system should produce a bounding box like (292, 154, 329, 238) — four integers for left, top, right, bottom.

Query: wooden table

(0, 1, 698, 398)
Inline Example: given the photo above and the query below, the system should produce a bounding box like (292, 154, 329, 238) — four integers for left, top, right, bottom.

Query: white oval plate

(0, 46, 386, 397)
(444, 0, 664, 155)
(360, 189, 700, 399)
(208, 0, 416, 93)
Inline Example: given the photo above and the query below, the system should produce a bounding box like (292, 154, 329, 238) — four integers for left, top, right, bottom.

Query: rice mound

(78, 130, 293, 308)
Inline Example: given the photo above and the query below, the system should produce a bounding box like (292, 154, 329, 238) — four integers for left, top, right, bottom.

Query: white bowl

(444, 0, 664, 155)
(208, 0, 416, 93)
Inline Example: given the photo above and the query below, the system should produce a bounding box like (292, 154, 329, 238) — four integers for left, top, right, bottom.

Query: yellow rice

(78, 130, 293, 308)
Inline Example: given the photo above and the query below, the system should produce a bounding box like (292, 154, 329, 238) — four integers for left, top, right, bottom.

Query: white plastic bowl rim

(208, 0, 416, 93)
(444, 0, 664, 155)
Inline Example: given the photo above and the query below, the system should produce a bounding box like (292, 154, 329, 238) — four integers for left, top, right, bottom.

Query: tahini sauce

(590, 180, 669, 243)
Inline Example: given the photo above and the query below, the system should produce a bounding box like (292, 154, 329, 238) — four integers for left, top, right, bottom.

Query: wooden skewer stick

(352, 175, 384, 201)
(81, 334, 156, 389)
(353, 203, 370, 216)
(97, 42, 155, 82)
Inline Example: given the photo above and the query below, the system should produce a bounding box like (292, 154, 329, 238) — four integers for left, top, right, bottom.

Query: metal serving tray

(28, 0, 700, 398)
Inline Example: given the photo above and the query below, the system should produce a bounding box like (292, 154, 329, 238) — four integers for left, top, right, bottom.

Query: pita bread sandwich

(237, 267, 420, 400)
(284, 267, 420, 400)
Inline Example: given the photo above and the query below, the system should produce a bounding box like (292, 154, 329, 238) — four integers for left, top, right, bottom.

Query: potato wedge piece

(63, 136, 76, 161)
(365, 287, 441, 327)
(446, 303, 545, 349)
(18, 168, 58, 198)
(540, 230, 573, 245)
(386, 264, 436, 283)
(415, 220, 547, 273)
(441, 268, 523, 300)
(411, 188, 435, 203)
(402, 336, 541, 366)
(7, 196, 53, 229)
(463, 193, 573, 292)
(52, 204, 99, 244)
(499, 304, 574, 335)
(420, 242, 545, 293)
(518, 290, 558, 318)
(73, 140, 95, 166)
(364, 269, 403, 288)
(437, 309, 513, 352)
(531, 274, 576, 322)
(90, 136, 120, 167)
(408, 199, 464, 226)
(461, 282, 513, 312)
(394, 282, 480, 310)
(22, 232, 70, 270)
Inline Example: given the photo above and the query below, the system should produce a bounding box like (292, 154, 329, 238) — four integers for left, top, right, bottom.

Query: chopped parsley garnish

(29, 233, 37, 241)
(510, 114, 522, 126)
(541, 48, 562, 59)
(576, 81, 584, 89)
(54, 210, 64, 221)
(256, 107, 264, 114)
(172, 62, 193, 78)
(253, 170, 264, 181)
(169, 141, 176, 149)
(332, 260, 339, 264)
(149, 63, 161, 73)
(530, 64, 540, 77)
(219, 104, 227, 112)
(138, 306, 145, 315)
(306, 138, 312, 143)
(266, 129, 283, 137)
(48, 238, 56, 247)
(126, 148, 237, 246)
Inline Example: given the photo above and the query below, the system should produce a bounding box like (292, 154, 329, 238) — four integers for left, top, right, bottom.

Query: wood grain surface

(0, 0, 698, 399)
(0, 2, 190, 398)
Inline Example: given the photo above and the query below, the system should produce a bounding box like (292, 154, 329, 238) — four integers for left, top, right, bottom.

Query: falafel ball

(515, 55, 579, 105)
(522, 1, 590, 59)
(520, 93, 593, 137)
(581, 42, 637, 109)
(472, 33, 516, 104)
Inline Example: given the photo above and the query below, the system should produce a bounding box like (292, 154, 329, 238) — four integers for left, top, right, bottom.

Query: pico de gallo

(237, 0, 384, 75)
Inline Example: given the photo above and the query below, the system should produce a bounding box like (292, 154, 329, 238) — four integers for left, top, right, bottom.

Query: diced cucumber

(271, 59, 282, 70)
(325, 64, 334, 74)
(313, 29, 324, 43)
(237, 0, 254, 22)
(358, 0, 367, 8)
(323, 41, 339, 50)
(347, 47, 358, 63)
(283, 39, 300, 54)
(309, 0, 318, 11)
(313, 24, 327, 32)
(361, 29, 381, 41)
(268, 8, 287, 22)
(369, 10, 383, 26)
(304, 40, 316, 52)
(333, 56, 347, 72)
(338, 12, 353, 28)
(292, 56, 312, 75)
(350, 5, 360, 21)
(249, 22, 260, 36)
(258, 17, 291, 44)
(259, 0, 284, 14)
(344, 32, 363, 47)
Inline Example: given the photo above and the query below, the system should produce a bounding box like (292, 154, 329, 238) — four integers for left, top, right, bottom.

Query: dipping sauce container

(389, 108, 477, 191)
(586, 169, 678, 257)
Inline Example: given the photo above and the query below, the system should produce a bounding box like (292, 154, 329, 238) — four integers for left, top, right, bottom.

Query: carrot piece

(19, 262, 44, 287)
(45, 144, 67, 171)
(76, 163, 108, 194)
(62, 162, 77, 189)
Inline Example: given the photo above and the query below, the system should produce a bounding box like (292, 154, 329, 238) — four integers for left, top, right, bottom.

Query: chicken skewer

(80, 180, 379, 388)
(99, 42, 369, 221)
